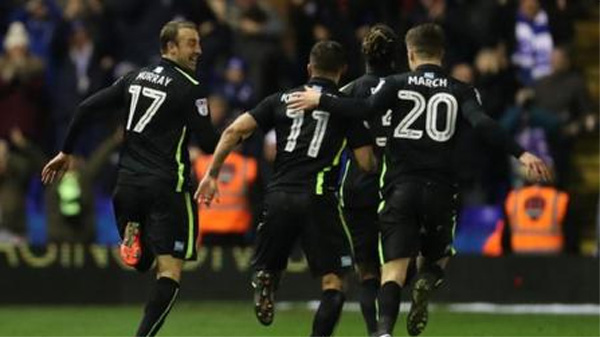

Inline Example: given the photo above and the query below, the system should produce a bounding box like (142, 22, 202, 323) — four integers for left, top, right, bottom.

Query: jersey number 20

(126, 85, 167, 133)
(395, 90, 458, 142)
(284, 109, 330, 158)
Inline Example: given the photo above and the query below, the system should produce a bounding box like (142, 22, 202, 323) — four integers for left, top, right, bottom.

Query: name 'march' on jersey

(249, 78, 371, 194)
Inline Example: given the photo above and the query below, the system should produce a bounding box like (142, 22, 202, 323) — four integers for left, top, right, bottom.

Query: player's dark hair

(160, 20, 198, 53)
(405, 23, 445, 59)
(309, 40, 347, 74)
(362, 24, 398, 68)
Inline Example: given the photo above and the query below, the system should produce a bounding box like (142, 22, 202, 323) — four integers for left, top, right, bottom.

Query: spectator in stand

(475, 46, 519, 120)
(406, 0, 477, 67)
(0, 128, 45, 242)
(473, 47, 520, 202)
(215, 56, 255, 114)
(58, 0, 114, 61)
(533, 46, 597, 188)
(101, 0, 175, 67)
(189, 1, 234, 84)
(45, 128, 122, 243)
(228, 0, 283, 98)
(9, 0, 62, 64)
(511, 0, 554, 86)
(50, 21, 112, 153)
(0, 21, 45, 142)
(208, 94, 234, 132)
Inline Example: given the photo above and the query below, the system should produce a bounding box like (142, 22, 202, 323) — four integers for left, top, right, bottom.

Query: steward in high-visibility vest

(194, 151, 257, 236)
(502, 185, 568, 254)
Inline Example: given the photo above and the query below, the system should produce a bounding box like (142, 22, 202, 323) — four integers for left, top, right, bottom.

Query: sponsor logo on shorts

(341, 256, 352, 267)
(174, 241, 185, 252)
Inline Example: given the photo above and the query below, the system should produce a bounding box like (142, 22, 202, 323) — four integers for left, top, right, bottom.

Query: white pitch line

(278, 301, 600, 316)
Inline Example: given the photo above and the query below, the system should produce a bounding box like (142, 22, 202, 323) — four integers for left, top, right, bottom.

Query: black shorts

(378, 179, 458, 262)
(252, 190, 353, 277)
(112, 183, 198, 261)
(343, 205, 379, 267)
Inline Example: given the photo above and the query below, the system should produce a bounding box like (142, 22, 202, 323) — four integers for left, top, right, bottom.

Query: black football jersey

(319, 64, 524, 192)
(339, 72, 392, 208)
(249, 77, 372, 194)
(62, 58, 219, 191)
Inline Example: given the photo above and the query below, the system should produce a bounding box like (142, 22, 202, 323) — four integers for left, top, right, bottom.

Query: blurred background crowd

(0, 0, 598, 256)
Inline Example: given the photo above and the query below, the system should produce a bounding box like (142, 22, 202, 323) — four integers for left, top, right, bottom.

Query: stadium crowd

(0, 0, 597, 254)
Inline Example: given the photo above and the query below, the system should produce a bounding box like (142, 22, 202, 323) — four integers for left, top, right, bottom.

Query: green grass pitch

(1, 302, 598, 336)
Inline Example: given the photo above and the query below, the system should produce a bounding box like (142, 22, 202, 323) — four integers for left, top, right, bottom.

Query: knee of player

(356, 263, 380, 281)
(321, 273, 345, 291)
(156, 255, 184, 282)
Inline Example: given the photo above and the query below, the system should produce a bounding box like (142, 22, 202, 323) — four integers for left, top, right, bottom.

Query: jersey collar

(307, 77, 338, 90)
(366, 65, 393, 77)
(416, 63, 444, 73)
(160, 57, 196, 77)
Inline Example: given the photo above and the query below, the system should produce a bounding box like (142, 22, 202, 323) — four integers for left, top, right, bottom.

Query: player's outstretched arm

(42, 79, 126, 185)
(287, 83, 394, 119)
(461, 87, 552, 183)
(195, 113, 258, 206)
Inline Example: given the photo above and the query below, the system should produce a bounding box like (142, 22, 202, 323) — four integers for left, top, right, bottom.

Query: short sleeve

(249, 93, 279, 132)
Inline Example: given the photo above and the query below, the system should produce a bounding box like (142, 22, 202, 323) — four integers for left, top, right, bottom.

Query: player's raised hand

(287, 86, 321, 111)
(41, 152, 72, 185)
(518, 152, 553, 183)
(195, 175, 220, 207)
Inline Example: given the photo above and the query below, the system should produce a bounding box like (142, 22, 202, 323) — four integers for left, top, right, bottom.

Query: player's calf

(311, 273, 346, 336)
(136, 256, 184, 337)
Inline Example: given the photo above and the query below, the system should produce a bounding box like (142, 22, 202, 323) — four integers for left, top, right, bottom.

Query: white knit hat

(4, 21, 30, 50)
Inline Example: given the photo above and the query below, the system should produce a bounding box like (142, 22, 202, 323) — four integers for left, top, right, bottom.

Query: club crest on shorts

(195, 98, 209, 116)
(340, 255, 352, 267)
(174, 241, 185, 252)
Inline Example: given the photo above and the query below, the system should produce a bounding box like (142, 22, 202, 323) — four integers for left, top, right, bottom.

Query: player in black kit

(338, 24, 398, 336)
(196, 41, 377, 337)
(42, 21, 218, 336)
(288, 24, 551, 337)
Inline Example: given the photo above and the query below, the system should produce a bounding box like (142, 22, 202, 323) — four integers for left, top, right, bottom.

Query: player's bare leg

(377, 258, 411, 337)
(407, 257, 448, 336)
(357, 262, 380, 336)
(136, 255, 183, 337)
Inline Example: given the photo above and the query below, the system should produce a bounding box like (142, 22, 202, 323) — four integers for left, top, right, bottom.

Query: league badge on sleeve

(195, 98, 209, 116)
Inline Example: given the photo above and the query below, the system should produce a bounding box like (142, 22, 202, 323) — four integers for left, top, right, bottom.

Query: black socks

(359, 278, 380, 335)
(311, 289, 346, 337)
(376, 281, 401, 336)
(136, 277, 180, 337)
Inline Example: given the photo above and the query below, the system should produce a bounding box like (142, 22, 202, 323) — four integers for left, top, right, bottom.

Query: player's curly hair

(362, 24, 398, 68)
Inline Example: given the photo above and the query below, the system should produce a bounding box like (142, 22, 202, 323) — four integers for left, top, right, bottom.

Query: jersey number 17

(126, 85, 167, 133)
